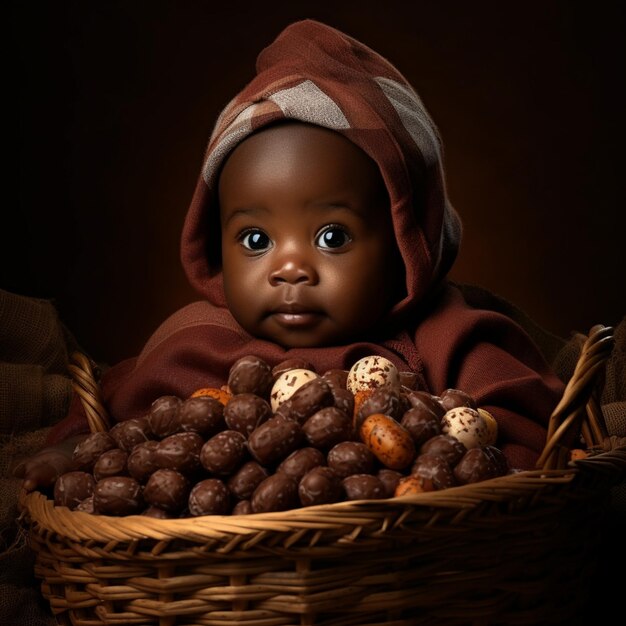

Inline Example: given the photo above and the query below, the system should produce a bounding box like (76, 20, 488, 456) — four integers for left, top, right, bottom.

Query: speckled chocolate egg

(441, 407, 489, 449)
(154, 432, 204, 475)
(419, 434, 466, 466)
(411, 453, 457, 490)
(347, 355, 399, 393)
(321, 369, 349, 391)
(277, 376, 334, 424)
(360, 413, 416, 471)
(93, 476, 143, 516)
(72, 432, 117, 471)
(188, 478, 231, 516)
(354, 386, 402, 430)
(127, 440, 160, 483)
(272, 358, 315, 380)
(178, 395, 225, 437)
(327, 441, 376, 479)
(270, 368, 319, 412)
(200, 430, 247, 475)
(298, 466, 343, 507)
(227, 461, 270, 500)
(109, 417, 153, 452)
(400, 406, 441, 448)
(302, 407, 353, 450)
(93, 449, 129, 481)
(54, 471, 95, 510)
(149, 395, 182, 438)
(143, 469, 189, 513)
(224, 393, 272, 437)
(228, 355, 273, 398)
(277, 447, 326, 482)
(247, 415, 303, 466)
(342, 474, 386, 501)
(453, 447, 500, 485)
(439, 388, 477, 412)
(377, 468, 404, 498)
(251, 473, 299, 513)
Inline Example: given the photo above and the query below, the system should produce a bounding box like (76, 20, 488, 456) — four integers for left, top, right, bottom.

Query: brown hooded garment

(48, 20, 565, 470)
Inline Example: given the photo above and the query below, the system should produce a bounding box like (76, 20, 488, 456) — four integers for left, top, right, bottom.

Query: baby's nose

(269, 259, 318, 286)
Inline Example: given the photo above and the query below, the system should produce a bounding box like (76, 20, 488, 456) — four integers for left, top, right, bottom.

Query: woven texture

(19, 326, 626, 625)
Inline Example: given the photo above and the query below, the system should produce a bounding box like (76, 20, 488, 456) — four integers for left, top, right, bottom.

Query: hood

(181, 19, 461, 324)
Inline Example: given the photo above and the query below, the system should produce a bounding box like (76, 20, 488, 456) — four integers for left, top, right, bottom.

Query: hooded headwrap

(181, 19, 462, 320)
(48, 20, 564, 470)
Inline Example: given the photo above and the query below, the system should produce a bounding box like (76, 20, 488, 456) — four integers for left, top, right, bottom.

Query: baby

(17, 19, 565, 491)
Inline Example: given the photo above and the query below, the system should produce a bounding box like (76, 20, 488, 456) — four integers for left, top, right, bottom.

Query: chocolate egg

(228, 355, 273, 398)
(272, 358, 315, 380)
(270, 368, 319, 412)
(251, 473, 299, 513)
(277, 447, 326, 482)
(72, 432, 117, 471)
(247, 415, 303, 466)
(400, 406, 441, 447)
(54, 471, 95, 510)
(327, 441, 376, 478)
(178, 395, 225, 437)
(419, 434, 466, 466)
(143, 469, 189, 513)
(441, 407, 489, 449)
(360, 413, 416, 471)
(377, 468, 404, 498)
(224, 393, 272, 437)
(342, 474, 386, 500)
(93, 476, 143, 516)
(411, 453, 456, 490)
(439, 388, 477, 412)
(302, 406, 353, 450)
(227, 461, 269, 500)
(154, 432, 204, 475)
(347, 355, 399, 393)
(149, 395, 182, 438)
(200, 430, 247, 475)
(277, 376, 334, 424)
(298, 466, 343, 507)
(127, 440, 160, 483)
(109, 417, 152, 452)
(355, 386, 402, 430)
(93, 449, 129, 481)
(188, 478, 231, 516)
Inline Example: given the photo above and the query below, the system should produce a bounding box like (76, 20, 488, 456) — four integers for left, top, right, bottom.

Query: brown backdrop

(8, 1, 625, 366)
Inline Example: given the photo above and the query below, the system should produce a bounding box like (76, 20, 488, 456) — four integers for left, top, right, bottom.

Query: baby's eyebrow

(222, 206, 269, 226)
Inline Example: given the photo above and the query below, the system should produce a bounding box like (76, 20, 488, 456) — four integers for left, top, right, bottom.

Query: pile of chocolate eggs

(52, 355, 510, 517)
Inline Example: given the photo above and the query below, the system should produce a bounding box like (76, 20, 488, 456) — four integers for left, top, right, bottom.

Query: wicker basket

(19, 325, 626, 626)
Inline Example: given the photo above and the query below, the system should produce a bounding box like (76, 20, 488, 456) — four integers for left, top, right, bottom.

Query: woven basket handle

(536, 324, 615, 471)
(68, 351, 111, 433)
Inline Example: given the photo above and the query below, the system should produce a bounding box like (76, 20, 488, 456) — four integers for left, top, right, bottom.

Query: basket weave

(19, 325, 626, 626)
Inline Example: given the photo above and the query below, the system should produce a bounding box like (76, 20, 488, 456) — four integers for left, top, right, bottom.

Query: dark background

(8, 1, 625, 366)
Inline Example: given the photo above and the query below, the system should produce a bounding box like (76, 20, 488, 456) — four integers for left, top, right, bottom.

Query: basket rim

(20, 444, 626, 544)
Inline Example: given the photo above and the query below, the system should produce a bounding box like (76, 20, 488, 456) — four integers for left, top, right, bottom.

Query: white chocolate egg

(477, 408, 498, 446)
(440, 406, 489, 449)
(347, 356, 400, 394)
(270, 369, 319, 412)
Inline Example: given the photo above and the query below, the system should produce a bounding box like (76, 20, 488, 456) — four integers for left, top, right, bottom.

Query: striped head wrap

(181, 19, 462, 322)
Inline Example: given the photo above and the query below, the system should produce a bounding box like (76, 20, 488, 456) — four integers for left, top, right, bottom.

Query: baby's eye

(240, 229, 271, 251)
(316, 225, 351, 249)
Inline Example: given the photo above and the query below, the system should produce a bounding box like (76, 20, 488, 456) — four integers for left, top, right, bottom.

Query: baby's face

(218, 123, 404, 348)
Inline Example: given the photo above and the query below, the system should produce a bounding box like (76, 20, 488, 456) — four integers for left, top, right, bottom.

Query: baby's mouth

(270, 303, 324, 328)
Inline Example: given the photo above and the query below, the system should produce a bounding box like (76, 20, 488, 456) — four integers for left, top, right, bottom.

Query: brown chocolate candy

(298, 466, 343, 507)
(232, 499, 252, 515)
(327, 441, 376, 479)
(141, 505, 173, 519)
(72, 432, 117, 471)
(200, 430, 247, 475)
(377, 468, 404, 498)
(224, 393, 272, 437)
(404, 390, 446, 419)
(143, 469, 189, 513)
(331, 387, 355, 417)
(420, 434, 467, 466)
(149, 395, 182, 438)
(400, 406, 441, 447)
(342, 474, 386, 501)
(321, 369, 349, 391)
(355, 386, 402, 430)
(179, 396, 225, 437)
(227, 461, 269, 500)
(93, 449, 129, 481)
(188, 478, 231, 516)
(127, 440, 160, 483)
(302, 406, 353, 450)
(247, 415, 303, 466)
(228, 355, 273, 398)
(453, 447, 500, 485)
(251, 473, 299, 513)
(54, 471, 95, 510)
(154, 432, 203, 475)
(411, 454, 456, 490)
(93, 476, 143, 516)
(277, 447, 326, 482)
(279, 377, 334, 424)
(439, 388, 477, 412)
(75, 495, 95, 513)
(272, 358, 315, 380)
(398, 371, 419, 390)
(109, 416, 152, 452)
